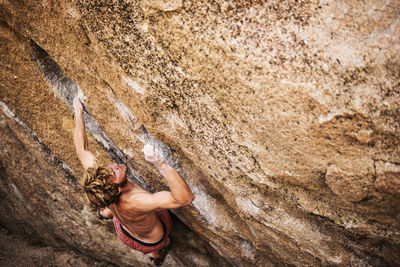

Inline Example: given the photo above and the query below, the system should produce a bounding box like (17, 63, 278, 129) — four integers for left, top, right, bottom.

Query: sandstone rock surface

(0, 0, 399, 266)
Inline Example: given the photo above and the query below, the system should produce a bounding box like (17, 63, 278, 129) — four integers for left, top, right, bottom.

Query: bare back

(108, 181, 164, 243)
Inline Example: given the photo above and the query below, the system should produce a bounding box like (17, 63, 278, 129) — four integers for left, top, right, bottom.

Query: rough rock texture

(0, 226, 114, 267)
(0, 0, 399, 266)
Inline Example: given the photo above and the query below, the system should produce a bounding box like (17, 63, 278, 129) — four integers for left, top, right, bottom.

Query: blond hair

(81, 162, 119, 208)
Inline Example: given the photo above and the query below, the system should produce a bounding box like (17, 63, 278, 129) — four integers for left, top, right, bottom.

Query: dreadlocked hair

(81, 161, 119, 208)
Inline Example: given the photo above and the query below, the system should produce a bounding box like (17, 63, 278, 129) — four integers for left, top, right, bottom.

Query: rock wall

(1, 0, 399, 266)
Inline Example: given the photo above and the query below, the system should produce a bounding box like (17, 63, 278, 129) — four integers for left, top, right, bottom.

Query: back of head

(81, 161, 119, 208)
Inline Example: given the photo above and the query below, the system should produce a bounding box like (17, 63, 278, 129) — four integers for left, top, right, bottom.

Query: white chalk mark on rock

(123, 77, 145, 95)
(235, 197, 261, 217)
(10, 183, 33, 212)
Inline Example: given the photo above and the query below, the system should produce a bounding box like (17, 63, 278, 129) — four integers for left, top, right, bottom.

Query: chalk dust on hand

(142, 144, 164, 165)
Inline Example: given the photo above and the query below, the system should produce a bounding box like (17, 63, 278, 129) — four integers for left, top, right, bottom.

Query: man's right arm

(73, 97, 97, 170)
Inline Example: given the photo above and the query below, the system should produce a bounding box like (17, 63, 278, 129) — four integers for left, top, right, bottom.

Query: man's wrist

(156, 160, 168, 171)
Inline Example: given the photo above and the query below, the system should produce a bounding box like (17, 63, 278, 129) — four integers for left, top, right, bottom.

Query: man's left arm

(73, 97, 97, 170)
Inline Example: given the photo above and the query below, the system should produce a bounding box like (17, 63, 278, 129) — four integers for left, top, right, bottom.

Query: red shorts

(113, 210, 172, 254)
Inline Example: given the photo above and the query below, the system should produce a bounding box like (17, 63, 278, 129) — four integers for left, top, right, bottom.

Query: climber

(72, 97, 194, 266)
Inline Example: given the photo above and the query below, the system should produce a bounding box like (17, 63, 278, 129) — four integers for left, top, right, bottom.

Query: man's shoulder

(120, 191, 152, 210)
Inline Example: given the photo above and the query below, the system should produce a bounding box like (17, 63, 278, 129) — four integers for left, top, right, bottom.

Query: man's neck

(119, 179, 136, 194)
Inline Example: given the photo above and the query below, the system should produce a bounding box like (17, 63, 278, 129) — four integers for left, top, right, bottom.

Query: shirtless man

(73, 97, 194, 265)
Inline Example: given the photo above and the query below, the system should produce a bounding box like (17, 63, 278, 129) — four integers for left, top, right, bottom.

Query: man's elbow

(184, 193, 195, 205)
(176, 193, 195, 206)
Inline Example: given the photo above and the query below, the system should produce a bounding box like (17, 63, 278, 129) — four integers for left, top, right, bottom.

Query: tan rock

(374, 161, 400, 195)
(355, 130, 373, 144)
(325, 164, 372, 203)
(142, 0, 182, 16)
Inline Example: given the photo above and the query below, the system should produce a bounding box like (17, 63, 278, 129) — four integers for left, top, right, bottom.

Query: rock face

(0, 0, 399, 266)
